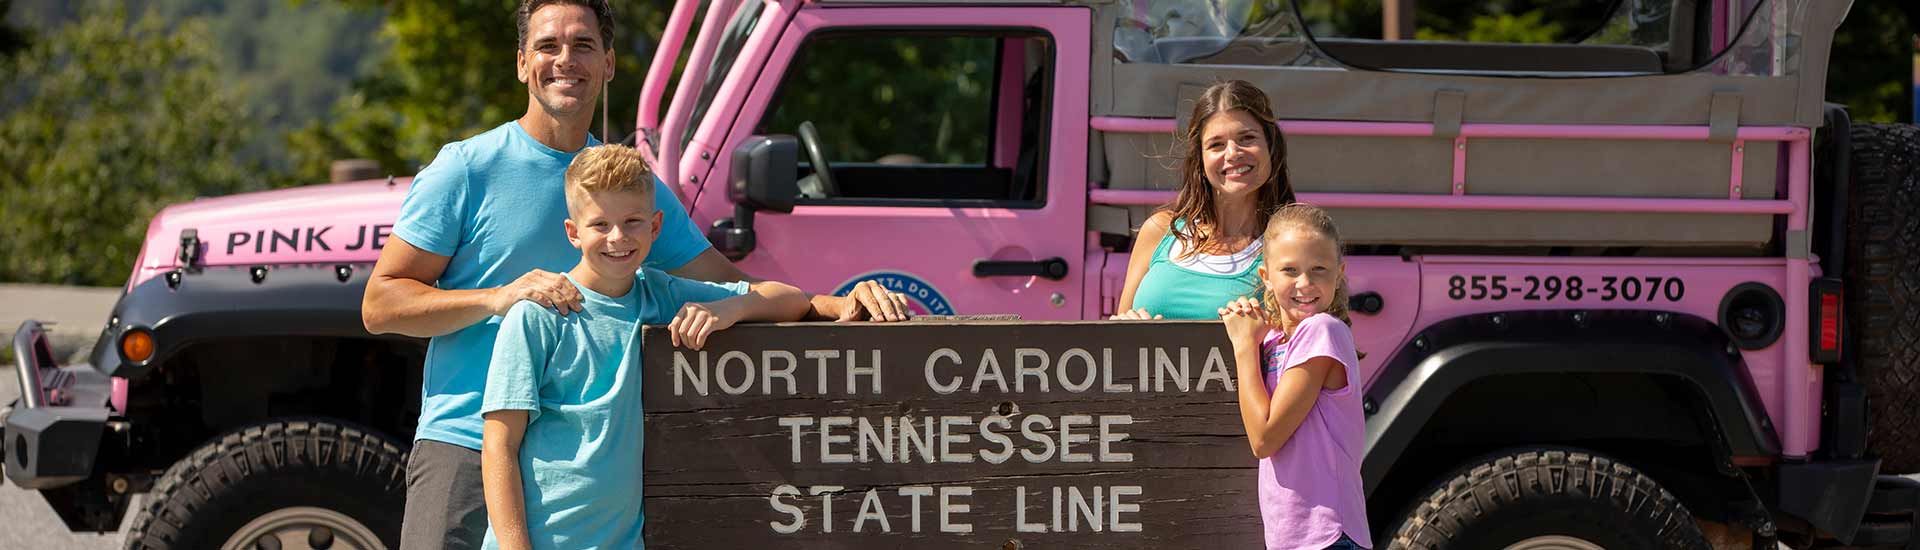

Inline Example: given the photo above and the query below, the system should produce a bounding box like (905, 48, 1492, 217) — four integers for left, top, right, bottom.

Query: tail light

(1810, 278, 1843, 364)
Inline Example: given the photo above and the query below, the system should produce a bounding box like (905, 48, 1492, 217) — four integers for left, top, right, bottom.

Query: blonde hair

(1259, 204, 1353, 336)
(564, 144, 654, 216)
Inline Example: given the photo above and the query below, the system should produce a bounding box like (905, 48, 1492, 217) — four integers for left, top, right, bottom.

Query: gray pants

(400, 440, 489, 550)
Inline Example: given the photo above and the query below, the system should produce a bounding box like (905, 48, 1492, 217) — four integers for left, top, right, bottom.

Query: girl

(1219, 204, 1370, 550)
(1112, 79, 1296, 320)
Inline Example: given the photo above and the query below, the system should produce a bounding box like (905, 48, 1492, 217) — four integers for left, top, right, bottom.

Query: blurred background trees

(1, 0, 1915, 286)
(0, 5, 258, 285)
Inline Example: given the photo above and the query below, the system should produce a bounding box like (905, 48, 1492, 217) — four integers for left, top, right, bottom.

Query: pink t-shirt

(1257, 313, 1372, 550)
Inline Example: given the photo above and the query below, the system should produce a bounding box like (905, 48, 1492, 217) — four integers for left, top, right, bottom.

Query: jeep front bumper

(4, 320, 112, 489)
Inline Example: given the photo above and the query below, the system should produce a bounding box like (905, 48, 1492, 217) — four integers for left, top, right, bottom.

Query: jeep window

(756, 30, 1052, 208)
(1114, 0, 1785, 76)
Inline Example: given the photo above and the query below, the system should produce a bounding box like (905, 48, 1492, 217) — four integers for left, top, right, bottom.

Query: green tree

(0, 0, 29, 57)
(760, 35, 995, 164)
(1415, 9, 1562, 43)
(0, 5, 257, 285)
(290, 0, 673, 180)
(1828, 0, 1915, 123)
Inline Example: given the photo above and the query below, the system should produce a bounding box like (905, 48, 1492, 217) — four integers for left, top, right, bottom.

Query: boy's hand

(669, 300, 745, 350)
(1218, 296, 1268, 351)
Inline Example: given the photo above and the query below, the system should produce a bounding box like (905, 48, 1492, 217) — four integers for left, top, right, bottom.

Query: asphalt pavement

(1, 284, 124, 548)
(0, 364, 126, 549)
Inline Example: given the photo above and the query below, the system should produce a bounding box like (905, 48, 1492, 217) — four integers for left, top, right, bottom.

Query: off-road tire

(1388, 448, 1709, 550)
(124, 419, 408, 550)
(1846, 123, 1920, 473)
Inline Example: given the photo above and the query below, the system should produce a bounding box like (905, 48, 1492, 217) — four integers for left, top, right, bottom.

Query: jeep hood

(128, 178, 415, 289)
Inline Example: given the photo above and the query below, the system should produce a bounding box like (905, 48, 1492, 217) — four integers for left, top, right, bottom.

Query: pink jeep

(7, 0, 1919, 548)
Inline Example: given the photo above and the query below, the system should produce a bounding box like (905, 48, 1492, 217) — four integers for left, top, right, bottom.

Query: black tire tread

(1389, 449, 1708, 550)
(1845, 123, 1920, 473)
(123, 419, 407, 550)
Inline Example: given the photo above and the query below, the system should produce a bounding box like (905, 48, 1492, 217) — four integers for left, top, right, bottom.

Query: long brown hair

(1259, 204, 1353, 335)
(1163, 80, 1295, 257)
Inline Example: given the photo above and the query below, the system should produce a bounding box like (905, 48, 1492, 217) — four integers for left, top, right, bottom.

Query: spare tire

(1846, 123, 1920, 472)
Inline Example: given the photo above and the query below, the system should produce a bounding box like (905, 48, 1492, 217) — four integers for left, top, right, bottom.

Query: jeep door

(684, 4, 1091, 320)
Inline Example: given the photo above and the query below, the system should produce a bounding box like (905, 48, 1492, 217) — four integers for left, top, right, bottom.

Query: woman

(1112, 80, 1296, 320)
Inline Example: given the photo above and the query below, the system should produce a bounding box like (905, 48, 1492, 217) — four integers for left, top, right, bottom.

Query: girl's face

(1200, 109, 1271, 199)
(1260, 228, 1344, 325)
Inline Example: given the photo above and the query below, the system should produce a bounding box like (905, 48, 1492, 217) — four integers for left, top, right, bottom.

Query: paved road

(1, 284, 124, 548)
(1, 365, 126, 549)
(1, 283, 120, 363)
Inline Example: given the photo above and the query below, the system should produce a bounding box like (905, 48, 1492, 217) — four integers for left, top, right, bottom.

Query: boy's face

(565, 189, 661, 279)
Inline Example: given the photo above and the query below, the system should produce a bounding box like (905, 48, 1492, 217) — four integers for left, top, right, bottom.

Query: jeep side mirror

(730, 135, 799, 213)
(710, 135, 800, 260)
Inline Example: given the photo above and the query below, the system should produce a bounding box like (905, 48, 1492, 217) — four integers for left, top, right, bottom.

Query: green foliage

(0, 0, 29, 57)
(0, 5, 256, 285)
(291, 0, 673, 179)
(1415, 9, 1561, 43)
(759, 35, 995, 164)
(146, 0, 387, 172)
(8, 0, 383, 173)
(1828, 1, 1915, 124)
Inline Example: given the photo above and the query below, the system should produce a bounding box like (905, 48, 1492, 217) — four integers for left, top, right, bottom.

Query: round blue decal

(833, 271, 956, 316)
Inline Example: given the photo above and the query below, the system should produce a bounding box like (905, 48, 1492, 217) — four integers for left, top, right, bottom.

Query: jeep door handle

(972, 257, 1069, 281)
(1349, 291, 1383, 315)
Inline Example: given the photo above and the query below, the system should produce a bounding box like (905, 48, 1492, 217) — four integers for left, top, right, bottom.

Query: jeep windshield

(682, 0, 766, 149)
(1113, 0, 1808, 77)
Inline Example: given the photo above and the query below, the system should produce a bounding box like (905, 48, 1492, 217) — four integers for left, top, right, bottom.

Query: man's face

(517, 4, 614, 120)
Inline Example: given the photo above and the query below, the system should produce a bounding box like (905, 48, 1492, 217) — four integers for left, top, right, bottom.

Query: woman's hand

(1109, 308, 1162, 320)
(1218, 296, 1268, 352)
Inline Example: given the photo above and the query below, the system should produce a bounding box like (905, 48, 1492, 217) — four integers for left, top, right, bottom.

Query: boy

(479, 144, 833, 549)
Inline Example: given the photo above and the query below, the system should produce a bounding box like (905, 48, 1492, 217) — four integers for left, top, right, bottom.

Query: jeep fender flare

(1362, 309, 1781, 496)
(94, 264, 412, 380)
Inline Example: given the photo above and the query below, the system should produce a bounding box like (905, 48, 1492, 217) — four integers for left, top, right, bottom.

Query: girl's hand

(1109, 308, 1162, 320)
(669, 300, 744, 350)
(1218, 296, 1267, 350)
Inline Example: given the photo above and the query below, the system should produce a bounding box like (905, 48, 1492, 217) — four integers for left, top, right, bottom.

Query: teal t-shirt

(480, 270, 747, 550)
(394, 121, 711, 450)
(1130, 219, 1262, 319)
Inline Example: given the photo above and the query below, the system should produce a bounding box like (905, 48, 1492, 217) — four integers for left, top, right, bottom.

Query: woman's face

(1199, 109, 1271, 200)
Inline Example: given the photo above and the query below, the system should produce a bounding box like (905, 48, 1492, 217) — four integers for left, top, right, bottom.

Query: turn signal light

(1810, 278, 1843, 364)
(120, 329, 154, 364)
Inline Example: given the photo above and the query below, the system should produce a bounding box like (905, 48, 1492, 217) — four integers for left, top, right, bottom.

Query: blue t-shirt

(394, 121, 711, 450)
(480, 270, 747, 550)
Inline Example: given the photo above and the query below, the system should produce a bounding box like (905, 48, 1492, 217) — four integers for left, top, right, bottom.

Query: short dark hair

(516, 0, 616, 51)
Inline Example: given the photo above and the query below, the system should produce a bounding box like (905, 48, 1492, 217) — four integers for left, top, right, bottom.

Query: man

(361, 2, 908, 548)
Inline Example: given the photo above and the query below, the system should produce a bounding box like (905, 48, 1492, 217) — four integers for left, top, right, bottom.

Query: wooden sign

(641, 320, 1263, 548)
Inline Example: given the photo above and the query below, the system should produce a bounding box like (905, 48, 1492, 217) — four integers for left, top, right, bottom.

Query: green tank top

(1130, 220, 1263, 320)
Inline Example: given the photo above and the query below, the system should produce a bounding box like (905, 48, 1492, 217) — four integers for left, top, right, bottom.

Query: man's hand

(669, 300, 745, 350)
(838, 280, 912, 322)
(1219, 296, 1269, 353)
(490, 269, 584, 316)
